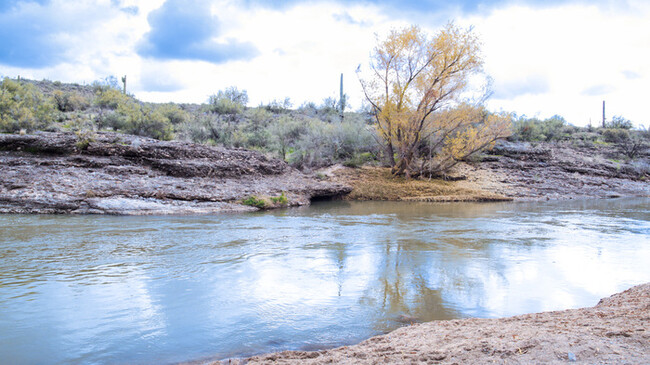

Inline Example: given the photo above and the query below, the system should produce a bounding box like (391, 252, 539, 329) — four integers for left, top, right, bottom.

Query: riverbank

(0, 132, 350, 214)
(320, 140, 649, 202)
(223, 283, 650, 364)
(1, 132, 647, 214)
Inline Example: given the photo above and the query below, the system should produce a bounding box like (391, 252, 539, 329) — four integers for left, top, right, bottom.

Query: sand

(223, 283, 649, 364)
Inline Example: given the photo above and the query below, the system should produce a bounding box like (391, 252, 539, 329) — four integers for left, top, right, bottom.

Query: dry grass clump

(332, 166, 510, 202)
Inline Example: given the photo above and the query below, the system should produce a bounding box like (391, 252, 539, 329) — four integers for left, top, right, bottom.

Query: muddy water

(0, 198, 648, 364)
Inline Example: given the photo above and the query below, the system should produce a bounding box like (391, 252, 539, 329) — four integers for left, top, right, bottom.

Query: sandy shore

(222, 283, 649, 364)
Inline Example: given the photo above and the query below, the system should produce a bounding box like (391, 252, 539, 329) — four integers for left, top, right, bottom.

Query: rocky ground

(0, 132, 350, 214)
(223, 283, 650, 364)
(1, 133, 647, 214)
(456, 141, 649, 200)
(320, 140, 649, 202)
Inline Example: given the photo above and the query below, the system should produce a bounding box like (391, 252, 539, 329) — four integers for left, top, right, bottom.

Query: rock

(0, 132, 352, 215)
(467, 141, 650, 200)
(568, 351, 577, 362)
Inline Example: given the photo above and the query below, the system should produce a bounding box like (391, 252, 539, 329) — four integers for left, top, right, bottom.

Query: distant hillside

(19, 78, 96, 99)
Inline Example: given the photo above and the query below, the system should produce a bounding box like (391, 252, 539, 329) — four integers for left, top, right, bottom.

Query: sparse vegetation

(1, 76, 647, 182)
(0, 78, 56, 132)
(334, 166, 509, 201)
(270, 192, 289, 205)
(242, 195, 267, 208)
(75, 129, 95, 150)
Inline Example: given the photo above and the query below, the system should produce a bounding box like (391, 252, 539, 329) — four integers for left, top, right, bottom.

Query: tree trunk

(385, 143, 396, 167)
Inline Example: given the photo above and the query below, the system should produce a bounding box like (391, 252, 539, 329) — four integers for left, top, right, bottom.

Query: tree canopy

(358, 23, 511, 177)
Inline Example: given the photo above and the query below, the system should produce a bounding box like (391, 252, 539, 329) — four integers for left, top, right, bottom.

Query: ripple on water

(0, 198, 649, 364)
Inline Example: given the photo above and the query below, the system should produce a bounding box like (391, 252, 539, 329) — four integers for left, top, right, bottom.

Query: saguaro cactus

(121, 75, 127, 95)
(339, 73, 345, 121)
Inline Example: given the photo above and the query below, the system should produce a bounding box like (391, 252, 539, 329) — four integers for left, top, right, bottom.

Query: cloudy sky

(1, 0, 648, 126)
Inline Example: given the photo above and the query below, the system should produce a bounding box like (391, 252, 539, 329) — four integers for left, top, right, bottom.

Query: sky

(1, 0, 649, 126)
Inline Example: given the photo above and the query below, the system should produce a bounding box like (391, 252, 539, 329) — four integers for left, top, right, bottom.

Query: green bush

(93, 86, 130, 129)
(343, 152, 376, 168)
(269, 114, 306, 160)
(118, 101, 174, 140)
(270, 192, 288, 205)
(0, 78, 56, 132)
(261, 97, 292, 113)
(176, 114, 213, 143)
(208, 87, 248, 115)
(510, 115, 574, 142)
(75, 129, 95, 150)
(93, 86, 128, 111)
(606, 116, 633, 130)
(242, 195, 266, 208)
(602, 128, 630, 143)
(157, 103, 189, 125)
(53, 90, 89, 112)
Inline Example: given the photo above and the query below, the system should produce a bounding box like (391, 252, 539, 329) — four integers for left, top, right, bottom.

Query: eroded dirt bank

(455, 141, 649, 200)
(2, 133, 647, 214)
(224, 283, 650, 364)
(0, 132, 351, 214)
(321, 141, 649, 202)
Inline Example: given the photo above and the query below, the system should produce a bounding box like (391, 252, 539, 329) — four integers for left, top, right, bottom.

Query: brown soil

(223, 283, 650, 364)
(319, 165, 511, 202)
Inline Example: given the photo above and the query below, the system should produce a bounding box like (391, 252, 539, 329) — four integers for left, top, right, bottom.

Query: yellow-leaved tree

(358, 23, 511, 177)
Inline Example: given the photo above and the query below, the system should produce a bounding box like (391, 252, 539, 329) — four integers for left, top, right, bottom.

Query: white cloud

(2, 0, 649, 126)
(461, 2, 650, 125)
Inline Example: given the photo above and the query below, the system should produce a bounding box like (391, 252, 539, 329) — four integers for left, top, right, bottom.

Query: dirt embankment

(1, 133, 647, 214)
(225, 283, 650, 365)
(0, 132, 351, 214)
(321, 141, 649, 202)
(459, 141, 649, 200)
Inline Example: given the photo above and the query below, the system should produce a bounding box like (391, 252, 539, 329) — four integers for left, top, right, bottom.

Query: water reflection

(0, 198, 649, 364)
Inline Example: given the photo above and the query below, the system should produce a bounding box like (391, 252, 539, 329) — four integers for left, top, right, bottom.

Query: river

(1, 198, 649, 364)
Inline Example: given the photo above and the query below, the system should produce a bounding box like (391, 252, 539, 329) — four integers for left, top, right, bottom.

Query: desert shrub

(242, 195, 266, 208)
(601, 128, 649, 159)
(607, 115, 633, 130)
(261, 98, 292, 113)
(176, 114, 212, 143)
(93, 86, 130, 129)
(510, 115, 574, 142)
(208, 87, 248, 115)
(102, 111, 128, 131)
(0, 78, 56, 132)
(75, 129, 95, 150)
(510, 117, 541, 141)
(53, 90, 90, 112)
(60, 112, 95, 132)
(333, 115, 378, 159)
(343, 152, 376, 168)
(623, 159, 650, 178)
(232, 107, 274, 149)
(289, 118, 335, 168)
(286, 115, 379, 169)
(93, 86, 128, 110)
(269, 114, 306, 160)
(270, 192, 288, 205)
(118, 101, 174, 140)
(602, 128, 630, 143)
(538, 115, 572, 141)
(157, 103, 189, 125)
(572, 131, 599, 142)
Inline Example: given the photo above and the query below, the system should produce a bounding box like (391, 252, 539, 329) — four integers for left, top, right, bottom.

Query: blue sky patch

(137, 0, 259, 64)
(0, 3, 62, 67)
